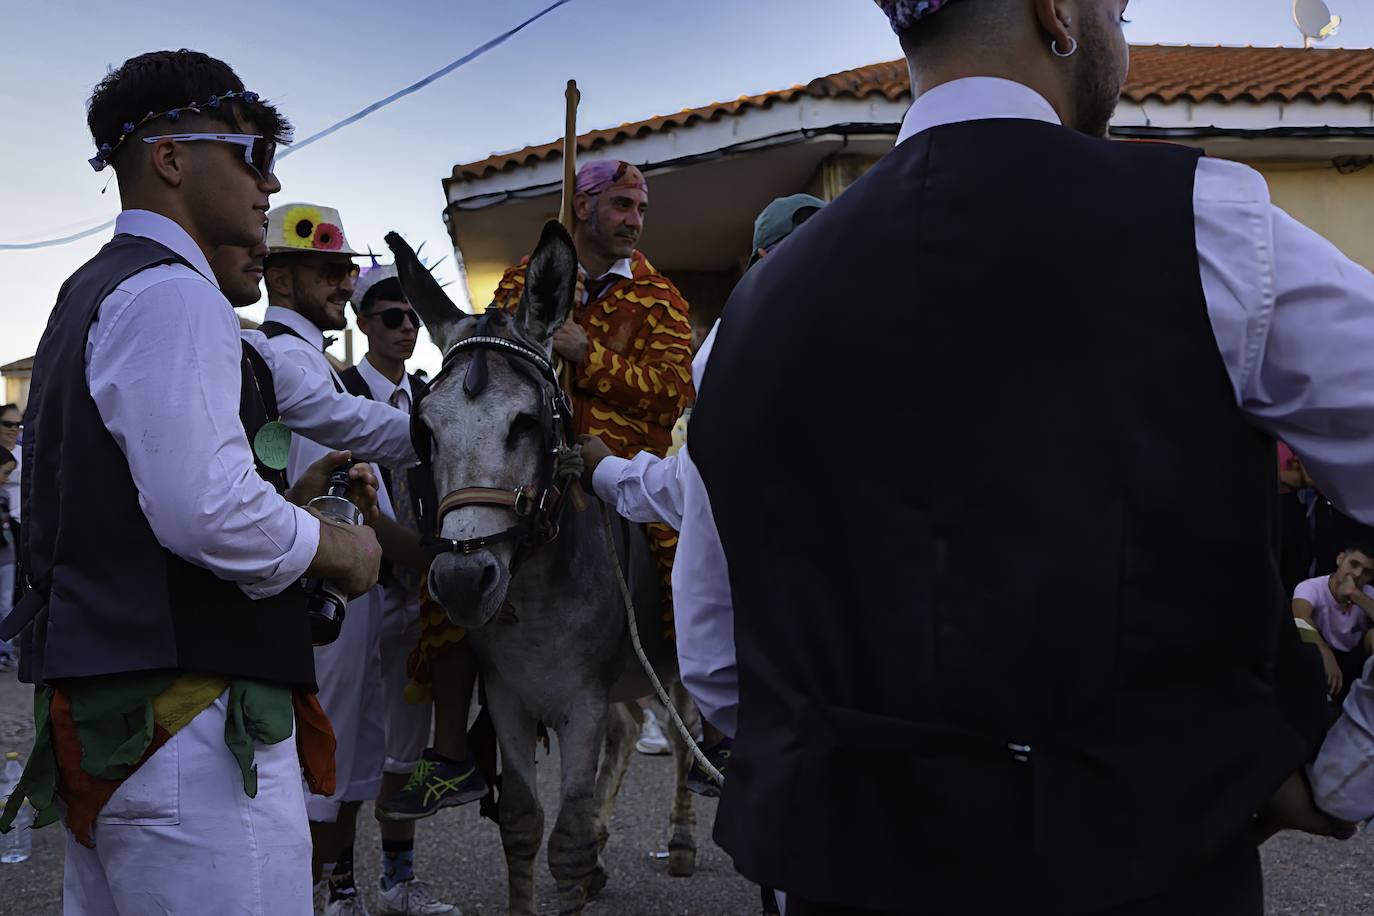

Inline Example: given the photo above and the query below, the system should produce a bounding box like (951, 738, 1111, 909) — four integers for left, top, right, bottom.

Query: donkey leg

(592, 701, 638, 854)
(485, 675, 543, 916)
(549, 695, 611, 915)
(666, 679, 700, 878)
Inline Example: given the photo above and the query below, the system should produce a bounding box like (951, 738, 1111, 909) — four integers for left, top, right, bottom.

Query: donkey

(387, 223, 699, 916)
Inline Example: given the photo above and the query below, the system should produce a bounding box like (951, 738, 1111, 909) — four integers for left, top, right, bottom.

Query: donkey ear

(516, 220, 578, 347)
(386, 231, 465, 354)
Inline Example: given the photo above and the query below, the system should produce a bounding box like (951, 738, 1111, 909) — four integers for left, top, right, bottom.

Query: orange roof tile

(448, 46, 1374, 186)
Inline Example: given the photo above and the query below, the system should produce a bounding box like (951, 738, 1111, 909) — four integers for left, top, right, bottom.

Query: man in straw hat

(257, 204, 451, 914)
(685, 1, 1374, 912)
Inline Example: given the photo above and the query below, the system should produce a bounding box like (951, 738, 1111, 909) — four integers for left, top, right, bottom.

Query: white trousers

(63, 693, 312, 916)
(380, 585, 430, 775)
(306, 586, 385, 822)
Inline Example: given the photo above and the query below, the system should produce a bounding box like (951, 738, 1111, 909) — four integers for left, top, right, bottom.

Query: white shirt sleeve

(1311, 655, 1374, 821)
(1197, 157, 1374, 523)
(672, 444, 738, 737)
(241, 330, 417, 469)
(88, 277, 320, 599)
(591, 452, 688, 530)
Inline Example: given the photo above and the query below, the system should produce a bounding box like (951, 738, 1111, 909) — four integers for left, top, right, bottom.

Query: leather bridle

(411, 311, 579, 561)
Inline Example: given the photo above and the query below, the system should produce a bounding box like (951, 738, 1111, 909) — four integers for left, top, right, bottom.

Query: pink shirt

(1293, 575, 1374, 653)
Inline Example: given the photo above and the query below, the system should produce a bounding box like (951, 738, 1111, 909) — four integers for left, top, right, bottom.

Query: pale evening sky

(1, 0, 1371, 374)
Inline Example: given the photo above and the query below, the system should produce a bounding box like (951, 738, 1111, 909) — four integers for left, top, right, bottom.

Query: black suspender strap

(258, 320, 344, 394)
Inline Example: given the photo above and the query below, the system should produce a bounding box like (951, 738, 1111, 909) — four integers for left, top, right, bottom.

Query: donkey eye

(505, 413, 538, 448)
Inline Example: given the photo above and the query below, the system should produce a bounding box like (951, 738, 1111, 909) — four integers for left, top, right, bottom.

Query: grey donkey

(387, 223, 700, 916)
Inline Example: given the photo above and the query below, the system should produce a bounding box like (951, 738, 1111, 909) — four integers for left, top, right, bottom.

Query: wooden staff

(560, 79, 581, 233)
(557, 79, 581, 394)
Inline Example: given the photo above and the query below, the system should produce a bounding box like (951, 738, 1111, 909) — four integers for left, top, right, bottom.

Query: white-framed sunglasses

(141, 132, 277, 180)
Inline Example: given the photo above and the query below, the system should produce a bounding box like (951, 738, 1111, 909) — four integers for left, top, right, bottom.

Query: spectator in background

(1292, 538, 1374, 700)
(0, 446, 15, 668)
(1278, 441, 1314, 597)
(0, 403, 18, 542)
(0, 404, 18, 669)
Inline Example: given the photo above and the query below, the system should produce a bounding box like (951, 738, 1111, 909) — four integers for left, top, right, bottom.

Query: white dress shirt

(592, 326, 740, 736)
(254, 307, 397, 525)
(605, 76, 1374, 741)
(86, 210, 319, 599)
(245, 306, 416, 474)
(579, 257, 633, 305)
(241, 326, 415, 470)
(353, 355, 423, 622)
(1312, 654, 1374, 821)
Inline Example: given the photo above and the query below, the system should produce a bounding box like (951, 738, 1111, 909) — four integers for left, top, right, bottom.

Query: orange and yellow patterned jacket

(492, 250, 694, 459)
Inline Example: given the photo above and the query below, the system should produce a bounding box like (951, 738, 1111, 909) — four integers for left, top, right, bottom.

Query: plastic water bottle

(1, 751, 30, 864)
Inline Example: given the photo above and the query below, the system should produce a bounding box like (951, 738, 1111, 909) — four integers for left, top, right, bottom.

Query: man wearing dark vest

(0, 50, 382, 914)
(338, 265, 473, 915)
(686, 2, 1374, 913)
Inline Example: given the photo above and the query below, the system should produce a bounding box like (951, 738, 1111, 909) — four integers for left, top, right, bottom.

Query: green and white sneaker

(375, 749, 488, 822)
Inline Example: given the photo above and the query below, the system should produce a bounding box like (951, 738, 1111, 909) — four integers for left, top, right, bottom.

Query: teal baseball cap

(752, 193, 827, 255)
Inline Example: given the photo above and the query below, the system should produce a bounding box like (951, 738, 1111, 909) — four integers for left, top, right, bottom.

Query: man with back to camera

(685, 1, 1374, 912)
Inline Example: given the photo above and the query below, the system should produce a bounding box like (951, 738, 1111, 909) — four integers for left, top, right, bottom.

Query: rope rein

(597, 499, 725, 787)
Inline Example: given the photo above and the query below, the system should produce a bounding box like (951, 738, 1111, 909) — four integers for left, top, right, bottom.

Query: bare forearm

(371, 513, 428, 573)
(1350, 592, 1374, 624)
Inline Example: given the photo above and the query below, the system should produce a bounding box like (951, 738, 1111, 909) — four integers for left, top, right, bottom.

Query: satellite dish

(1294, 0, 1342, 48)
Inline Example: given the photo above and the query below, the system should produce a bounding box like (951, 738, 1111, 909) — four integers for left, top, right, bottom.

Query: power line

(0, 0, 575, 252)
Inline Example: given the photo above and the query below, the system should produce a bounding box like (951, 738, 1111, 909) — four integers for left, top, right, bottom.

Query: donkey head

(388, 222, 578, 627)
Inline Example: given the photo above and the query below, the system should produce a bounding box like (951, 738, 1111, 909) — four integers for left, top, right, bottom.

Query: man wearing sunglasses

(0, 50, 384, 915)
(334, 266, 470, 916)
(257, 205, 448, 915)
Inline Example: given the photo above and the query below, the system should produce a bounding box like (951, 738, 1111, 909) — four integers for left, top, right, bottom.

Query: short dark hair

(898, 0, 1012, 66)
(1344, 534, 1374, 560)
(358, 277, 406, 315)
(0, 403, 17, 417)
(87, 49, 291, 173)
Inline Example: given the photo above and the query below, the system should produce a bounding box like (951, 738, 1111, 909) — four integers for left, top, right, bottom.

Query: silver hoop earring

(1052, 36, 1078, 58)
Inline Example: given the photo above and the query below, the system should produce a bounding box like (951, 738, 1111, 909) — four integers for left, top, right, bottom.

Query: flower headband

(88, 88, 261, 172)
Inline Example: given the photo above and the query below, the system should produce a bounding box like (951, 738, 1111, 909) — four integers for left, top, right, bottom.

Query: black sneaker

(375, 748, 489, 822)
(687, 738, 731, 797)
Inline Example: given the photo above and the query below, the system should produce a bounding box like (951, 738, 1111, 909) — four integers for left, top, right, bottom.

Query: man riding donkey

(498, 159, 698, 754)
(396, 159, 697, 786)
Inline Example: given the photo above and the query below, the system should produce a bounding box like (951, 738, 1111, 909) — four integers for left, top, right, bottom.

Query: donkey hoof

(668, 846, 697, 877)
(583, 866, 609, 901)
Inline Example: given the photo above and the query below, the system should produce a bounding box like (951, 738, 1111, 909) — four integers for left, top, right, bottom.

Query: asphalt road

(2, 666, 1373, 915)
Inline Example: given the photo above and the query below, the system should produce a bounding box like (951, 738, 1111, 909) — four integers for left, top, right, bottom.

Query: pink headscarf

(575, 160, 647, 197)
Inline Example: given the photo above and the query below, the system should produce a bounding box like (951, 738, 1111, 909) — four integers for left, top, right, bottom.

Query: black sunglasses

(0, 420, 20, 431)
(367, 306, 423, 330)
(301, 260, 361, 286)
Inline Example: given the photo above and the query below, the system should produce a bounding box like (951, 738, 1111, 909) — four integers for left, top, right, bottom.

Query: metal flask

(303, 463, 364, 645)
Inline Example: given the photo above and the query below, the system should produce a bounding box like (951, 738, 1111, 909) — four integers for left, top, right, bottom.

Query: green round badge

(253, 420, 292, 471)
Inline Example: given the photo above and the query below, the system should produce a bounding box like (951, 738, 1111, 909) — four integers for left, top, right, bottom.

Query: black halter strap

(412, 313, 576, 562)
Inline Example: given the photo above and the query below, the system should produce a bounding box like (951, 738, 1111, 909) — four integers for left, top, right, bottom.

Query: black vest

(689, 120, 1326, 913)
(337, 364, 429, 588)
(18, 234, 316, 689)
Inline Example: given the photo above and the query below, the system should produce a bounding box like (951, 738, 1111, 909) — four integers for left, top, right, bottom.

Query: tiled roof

(1125, 45, 1374, 105)
(449, 46, 1374, 185)
(0, 356, 34, 374)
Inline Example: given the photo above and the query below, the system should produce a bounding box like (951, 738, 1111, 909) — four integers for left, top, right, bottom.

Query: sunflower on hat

(281, 204, 326, 250)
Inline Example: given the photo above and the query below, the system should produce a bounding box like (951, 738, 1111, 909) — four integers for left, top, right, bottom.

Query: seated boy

(1292, 538, 1374, 700)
